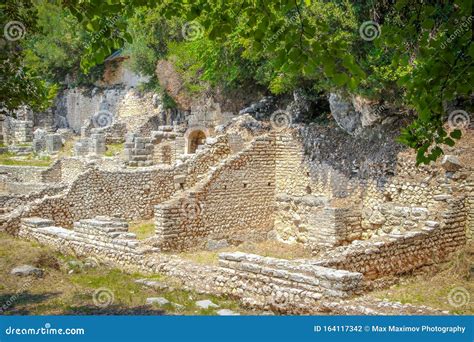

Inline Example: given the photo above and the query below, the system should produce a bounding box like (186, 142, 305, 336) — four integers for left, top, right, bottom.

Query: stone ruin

(32, 129, 63, 155)
(124, 126, 186, 167)
(0, 102, 472, 315)
(74, 133, 106, 157)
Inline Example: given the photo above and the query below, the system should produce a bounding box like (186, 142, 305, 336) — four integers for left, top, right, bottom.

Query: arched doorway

(186, 129, 207, 154)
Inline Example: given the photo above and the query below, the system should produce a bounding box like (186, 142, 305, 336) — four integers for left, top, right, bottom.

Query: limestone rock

(195, 299, 219, 309)
(146, 297, 169, 306)
(135, 279, 170, 291)
(216, 309, 240, 316)
(206, 239, 229, 251)
(441, 155, 462, 172)
(329, 93, 361, 135)
(11, 265, 43, 277)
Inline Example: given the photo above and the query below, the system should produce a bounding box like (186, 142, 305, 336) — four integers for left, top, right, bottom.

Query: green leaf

(450, 129, 462, 139)
(444, 137, 455, 146)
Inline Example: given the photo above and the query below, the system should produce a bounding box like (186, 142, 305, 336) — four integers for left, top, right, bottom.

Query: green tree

(0, 0, 57, 114)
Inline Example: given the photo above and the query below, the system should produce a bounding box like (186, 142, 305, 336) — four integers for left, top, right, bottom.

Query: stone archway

(185, 127, 208, 154)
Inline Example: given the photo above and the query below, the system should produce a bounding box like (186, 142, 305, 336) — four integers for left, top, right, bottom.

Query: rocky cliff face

(328, 93, 402, 138)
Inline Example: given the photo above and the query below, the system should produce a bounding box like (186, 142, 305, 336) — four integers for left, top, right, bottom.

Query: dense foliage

(1, 0, 472, 164)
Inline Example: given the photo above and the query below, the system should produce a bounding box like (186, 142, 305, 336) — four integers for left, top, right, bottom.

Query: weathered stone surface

(135, 279, 170, 291)
(216, 309, 240, 316)
(206, 239, 229, 251)
(195, 300, 219, 309)
(146, 297, 169, 306)
(441, 155, 463, 172)
(11, 265, 43, 277)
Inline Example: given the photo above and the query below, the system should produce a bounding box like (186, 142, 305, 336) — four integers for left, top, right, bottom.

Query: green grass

(129, 220, 155, 240)
(0, 232, 252, 315)
(371, 243, 474, 315)
(178, 240, 313, 265)
(0, 152, 51, 167)
(105, 143, 124, 157)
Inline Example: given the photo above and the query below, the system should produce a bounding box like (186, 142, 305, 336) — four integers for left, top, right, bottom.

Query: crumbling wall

(154, 135, 276, 251)
(2, 116, 33, 144)
(317, 198, 467, 279)
(18, 216, 364, 314)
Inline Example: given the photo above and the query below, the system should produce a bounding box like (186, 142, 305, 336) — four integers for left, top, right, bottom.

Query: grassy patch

(0, 232, 252, 315)
(0, 152, 51, 167)
(129, 220, 155, 240)
(105, 143, 124, 157)
(372, 243, 474, 314)
(179, 240, 312, 265)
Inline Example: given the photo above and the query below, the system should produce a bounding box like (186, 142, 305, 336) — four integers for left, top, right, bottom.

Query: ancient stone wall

(317, 198, 467, 279)
(217, 252, 363, 312)
(124, 129, 186, 167)
(1, 136, 236, 234)
(0, 165, 46, 183)
(2, 117, 33, 145)
(18, 217, 364, 314)
(154, 135, 276, 251)
(274, 194, 363, 248)
(0, 158, 88, 186)
(0, 185, 67, 212)
(19, 217, 156, 258)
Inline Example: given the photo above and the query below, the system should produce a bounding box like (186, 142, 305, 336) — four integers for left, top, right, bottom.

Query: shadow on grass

(61, 304, 166, 315)
(0, 291, 60, 315)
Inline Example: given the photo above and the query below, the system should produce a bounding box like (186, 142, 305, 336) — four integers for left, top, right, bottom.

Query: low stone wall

(0, 158, 88, 185)
(42, 158, 88, 184)
(0, 184, 66, 212)
(217, 252, 363, 313)
(0, 165, 47, 183)
(18, 216, 364, 314)
(19, 217, 156, 257)
(317, 199, 467, 279)
(154, 135, 276, 251)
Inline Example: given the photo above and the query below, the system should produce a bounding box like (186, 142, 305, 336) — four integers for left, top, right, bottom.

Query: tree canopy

(1, 0, 472, 164)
